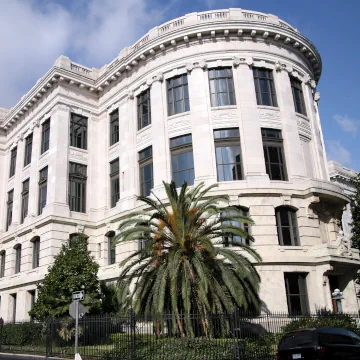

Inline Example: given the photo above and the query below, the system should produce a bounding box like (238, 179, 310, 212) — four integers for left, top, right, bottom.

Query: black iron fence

(1, 311, 360, 360)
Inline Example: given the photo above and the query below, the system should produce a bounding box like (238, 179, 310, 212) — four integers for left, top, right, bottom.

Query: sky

(0, 0, 359, 171)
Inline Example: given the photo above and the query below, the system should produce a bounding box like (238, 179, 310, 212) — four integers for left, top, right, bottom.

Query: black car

(277, 327, 360, 359)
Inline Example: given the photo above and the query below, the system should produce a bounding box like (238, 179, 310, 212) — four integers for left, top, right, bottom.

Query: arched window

(0, 250, 5, 278)
(31, 236, 40, 269)
(276, 207, 299, 246)
(13, 244, 22, 274)
(105, 231, 116, 265)
(223, 206, 250, 247)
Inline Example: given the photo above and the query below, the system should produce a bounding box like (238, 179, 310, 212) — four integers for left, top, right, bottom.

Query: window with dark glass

(110, 110, 119, 146)
(70, 113, 88, 149)
(261, 128, 287, 181)
(108, 236, 116, 265)
(0, 251, 5, 278)
(38, 167, 48, 215)
(214, 128, 242, 181)
(284, 273, 309, 315)
(110, 159, 120, 208)
(167, 74, 190, 116)
(276, 207, 299, 246)
(11, 293, 17, 323)
(32, 237, 40, 269)
(24, 133, 33, 166)
(14, 244, 21, 274)
(139, 146, 153, 197)
(41, 119, 50, 154)
(9, 147, 17, 178)
(253, 68, 278, 107)
(68, 162, 87, 213)
(170, 134, 194, 187)
(223, 207, 250, 247)
(6, 190, 14, 231)
(29, 290, 36, 313)
(138, 89, 151, 129)
(21, 179, 29, 224)
(209, 68, 236, 107)
(290, 77, 307, 115)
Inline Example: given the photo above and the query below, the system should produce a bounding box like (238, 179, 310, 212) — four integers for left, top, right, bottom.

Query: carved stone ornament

(71, 106, 90, 117)
(274, 61, 292, 73)
(107, 102, 119, 114)
(232, 56, 253, 67)
(76, 224, 85, 234)
(127, 90, 134, 100)
(336, 231, 353, 257)
(314, 92, 321, 102)
(146, 73, 164, 86)
(290, 70, 302, 80)
(29, 119, 40, 131)
(185, 60, 207, 72)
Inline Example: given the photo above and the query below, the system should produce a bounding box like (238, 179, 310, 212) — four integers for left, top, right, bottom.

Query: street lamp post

(332, 288, 344, 313)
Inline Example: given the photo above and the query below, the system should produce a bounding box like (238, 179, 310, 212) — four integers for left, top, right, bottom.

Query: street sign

(72, 290, 84, 301)
(69, 300, 86, 319)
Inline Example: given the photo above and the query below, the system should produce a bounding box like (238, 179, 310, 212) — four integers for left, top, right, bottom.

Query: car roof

(285, 327, 355, 337)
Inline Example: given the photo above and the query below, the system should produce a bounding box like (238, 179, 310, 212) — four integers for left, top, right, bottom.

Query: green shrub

(2, 323, 45, 346)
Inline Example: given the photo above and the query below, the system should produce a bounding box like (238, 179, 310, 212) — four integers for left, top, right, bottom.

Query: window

(209, 68, 236, 107)
(138, 239, 151, 258)
(261, 128, 287, 181)
(14, 244, 21, 274)
(214, 129, 243, 181)
(6, 190, 14, 231)
(20, 179, 30, 224)
(170, 134, 194, 187)
(138, 89, 151, 129)
(0, 251, 5, 278)
(24, 133, 33, 166)
(70, 113, 88, 150)
(167, 74, 190, 116)
(11, 294, 17, 323)
(110, 110, 119, 146)
(38, 167, 48, 215)
(68, 162, 87, 213)
(253, 68, 277, 107)
(139, 147, 153, 197)
(110, 159, 120, 208)
(108, 233, 116, 265)
(29, 290, 36, 313)
(276, 207, 299, 246)
(32, 237, 40, 269)
(223, 207, 250, 247)
(290, 77, 307, 115)
(284, 273, 309, 315)
(9, 147, 17, 178)
(41, 119, 50, 154)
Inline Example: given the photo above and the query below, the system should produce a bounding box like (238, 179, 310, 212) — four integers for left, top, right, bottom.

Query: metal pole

(75, 299, 79, 355)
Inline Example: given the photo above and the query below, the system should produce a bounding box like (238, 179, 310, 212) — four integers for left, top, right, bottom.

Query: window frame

(31, 237, 40, 269)
(139, 146, 153, 197)
(38, 167, 48, 215)
(167, 74, 190, 116)
(108, 235, 116, 265)
(11, 293, 17, 323)
(41, 119, 51, 154)
(290, 76, 307, 116)
(110, 158, 120, 208)
(209, 67, 236, 107)
(24, 133, 33, 167)
(0, 251, 5, 278)
(14, 244, 21, 274)
(110, 110, 119, 146)
(70, 113, 88, 150)
(253, 68, 278, 107)
(6, 189, 14, 231)
(68, 162, 87, 213)
(276, 207, 300, 246)
(21, 178, 30, 224)
(284, 272, 309, 315)
(9, 147, 17, 178)
(223, 206, 250, 247)
(137, 89, 151, 130)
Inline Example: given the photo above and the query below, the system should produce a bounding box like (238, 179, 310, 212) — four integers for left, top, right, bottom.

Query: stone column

(0, 131, 7, 233)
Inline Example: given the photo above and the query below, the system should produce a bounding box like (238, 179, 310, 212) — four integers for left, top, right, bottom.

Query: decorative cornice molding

(232, 56, 253, 67)
(186, 59, 207, 72)
(146, 73, 163, 86)
(107, 102, 120, 114)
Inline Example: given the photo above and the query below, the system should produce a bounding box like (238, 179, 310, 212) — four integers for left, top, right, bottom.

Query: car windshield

(279, 331, 318, 350)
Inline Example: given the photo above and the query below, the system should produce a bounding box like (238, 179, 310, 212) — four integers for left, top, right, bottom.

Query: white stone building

(0, 8, 359, 322)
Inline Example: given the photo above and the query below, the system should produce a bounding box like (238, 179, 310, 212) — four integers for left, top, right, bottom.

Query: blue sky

(0, 0, 359, 171)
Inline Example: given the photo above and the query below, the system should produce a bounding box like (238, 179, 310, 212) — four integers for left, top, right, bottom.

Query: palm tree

(116, 181, 261, 336)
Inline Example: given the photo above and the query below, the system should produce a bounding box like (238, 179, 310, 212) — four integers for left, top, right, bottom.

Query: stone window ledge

(137, 124, 152, 135)
(278, 246, 308, 252)
(69, 146, 88, 154)
(296, 113, 310, 122)
(211, 105, 237, 111)
(167, 111, 190, 121)
(39, 150, 49, 159)
(22, 163, 31, 172)
(257, 105, 280, 112)
(109, 142, 119, 151)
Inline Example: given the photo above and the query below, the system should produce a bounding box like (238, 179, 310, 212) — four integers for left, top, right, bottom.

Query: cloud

(333, 114, 360, 135)
(326, 140, 352, 167)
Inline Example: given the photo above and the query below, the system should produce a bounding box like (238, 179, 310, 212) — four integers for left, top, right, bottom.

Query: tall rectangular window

(261, 128, 287, 181)
(253, 68, 278, 107)
(139, 147, 153, 197)
(6, 190, 14, 231)
(32, 237, 40, 269)
(11, 294, 17, 323)
(170, 134, 194, 187)
(108, 237, 116, 265)
(0, 251, 5, 278)
(21, 179, 30, 224)
(70, 113, 88, 150)
(223, 207, 250, 247)
(14, 245, 21, 274)
(290, 77, 307, 115)
(68, 162, 87, 213)
(38, 167, 48, 215)
(214, 129, 243, 181)
(284, 273, 309, 315)
(276, 207, 299, 246)
(209, 68, 236, 107)
(24, 133, 33, 166)
(110, 158, 120, 208)
(110, 110, 119, 146)
(41, 119, 50, 154)
(167, 74, 190, 116)
(29, 290, 36, 312)
(138, 89, 151, 130)
(9, 147, 17, 178)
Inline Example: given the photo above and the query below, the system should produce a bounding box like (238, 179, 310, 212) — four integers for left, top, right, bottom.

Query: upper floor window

(110, 110, 119, 146)
(170, 134, 194, 187)
(223, 207, 250, 247)
(167, 74, 190, 116)
(0, 251, 5, 278)
(110, 159, 120, 208)
(21, 179, 30, 224)
(31, 237, 40, 269)
(276, 207, 299, 246)
(70, 113, 88, 150)
(41, 119, 50, 154)
(209, 68, 236, 107)
(24, 133, 33, 167)
(290, 77, 307, 116)
(38, 167, 48, 215)
(9, 147, 17, 178)
(261, 128, 287, 181)
(106, 231, 116, 265)
(69, 162, 87, 213)
(14, 244, 21, 274)
(139, 146, 153, 197)
(284, 273, 309, 315)
(253, 68, 278, 107)
(214, 128, 243, 181)
(6, 190, 14, 231)
(137, 89, 151, 130)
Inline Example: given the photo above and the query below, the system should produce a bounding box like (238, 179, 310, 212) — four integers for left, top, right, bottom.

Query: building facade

(0, 8, 359, 322)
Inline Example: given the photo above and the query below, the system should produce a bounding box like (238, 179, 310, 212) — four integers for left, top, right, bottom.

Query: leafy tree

(29, 234, 102, 321)
(351, 173, 360, 250)
(116, 181, 261, 336)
